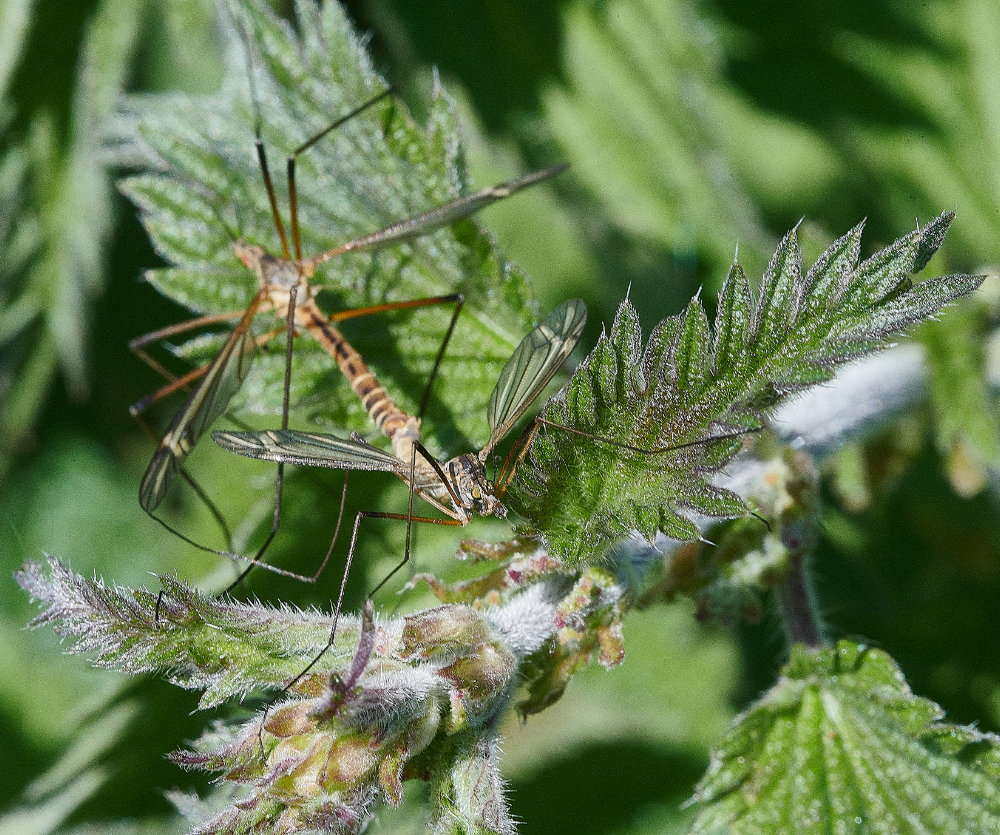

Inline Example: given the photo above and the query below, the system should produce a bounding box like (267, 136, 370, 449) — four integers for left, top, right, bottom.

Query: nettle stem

(773, 448, 825, 648)
(737, 445, 826, 648)
(779, 552, 823, 647)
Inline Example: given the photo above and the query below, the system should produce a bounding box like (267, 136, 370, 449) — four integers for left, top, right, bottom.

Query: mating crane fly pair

(132, 83, 573, 589)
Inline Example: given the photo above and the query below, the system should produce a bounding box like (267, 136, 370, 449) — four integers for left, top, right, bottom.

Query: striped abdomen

(301, 300, 419, 457)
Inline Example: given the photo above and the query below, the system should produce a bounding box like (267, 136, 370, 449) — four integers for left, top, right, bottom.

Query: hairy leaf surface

(511, 214, 982, 561)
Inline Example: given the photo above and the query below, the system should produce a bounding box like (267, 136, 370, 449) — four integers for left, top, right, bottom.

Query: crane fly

(212, 298, 587, 692)
(214, 298, 587, 521)
(213, 301, 586, 596)
(130, 82, 567, 584)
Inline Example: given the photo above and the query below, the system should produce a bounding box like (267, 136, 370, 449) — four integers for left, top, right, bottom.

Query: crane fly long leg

(492, 416, 765, 502)
(529, 417, 762, 455)
(285, 88, 398, 261)
(129, 308, 248, 415)
(210, 428, 472, 608)
(288, 446, 467, 701)
(253, 451, 462, 746)
(130, 307, 250, 353)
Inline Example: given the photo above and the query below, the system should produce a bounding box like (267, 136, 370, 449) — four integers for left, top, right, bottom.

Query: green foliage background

(2, 0, 999, 833)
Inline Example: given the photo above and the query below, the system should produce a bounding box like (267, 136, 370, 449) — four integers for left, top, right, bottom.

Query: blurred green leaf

(0, 0, 36, 98)
(0, 0, 144, 479)
(544, 0, 775, 282)
(921, 301, 1000, 496)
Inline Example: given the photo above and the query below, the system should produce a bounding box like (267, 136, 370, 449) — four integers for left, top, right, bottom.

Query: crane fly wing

(483, 298, 587, 455)
(139, 296, 263, 512)
(308, 165, 568, 265)
(212, 429, 408, 474)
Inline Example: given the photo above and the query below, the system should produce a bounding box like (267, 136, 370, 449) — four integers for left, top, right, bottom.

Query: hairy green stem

(778, 553, 823, 648)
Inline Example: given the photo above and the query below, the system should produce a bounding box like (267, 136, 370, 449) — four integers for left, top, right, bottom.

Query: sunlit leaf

(692, 641, 1000, 834)
(512, 214, 982, 561)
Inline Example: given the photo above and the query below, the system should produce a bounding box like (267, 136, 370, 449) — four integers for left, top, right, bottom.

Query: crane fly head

(447, 454, 507, 519)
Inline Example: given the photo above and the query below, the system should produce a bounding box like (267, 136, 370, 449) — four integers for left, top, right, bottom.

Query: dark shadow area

(817, 441, 1000, 733)
(342, 0, 568, 135)
(509, 739, 706, 835)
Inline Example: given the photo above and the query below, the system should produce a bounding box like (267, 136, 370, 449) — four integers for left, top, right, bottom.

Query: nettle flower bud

(170, 601, 537, 834)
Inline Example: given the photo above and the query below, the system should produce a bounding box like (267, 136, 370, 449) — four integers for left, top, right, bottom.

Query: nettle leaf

(510, 213, 983, 562)
(15, 554, 356, 708)
(108, 0, 541, 454)
(691, 641, 1000, 834)
(510, 300, 749, 561)
(753, 227, 803, 355)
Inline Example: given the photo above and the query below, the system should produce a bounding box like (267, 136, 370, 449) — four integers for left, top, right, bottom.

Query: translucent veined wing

(139, 296, 262, 512)
(307, 165, 568, 268)
(212, 428, 409, 475)
(483, 298, 587, 456)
